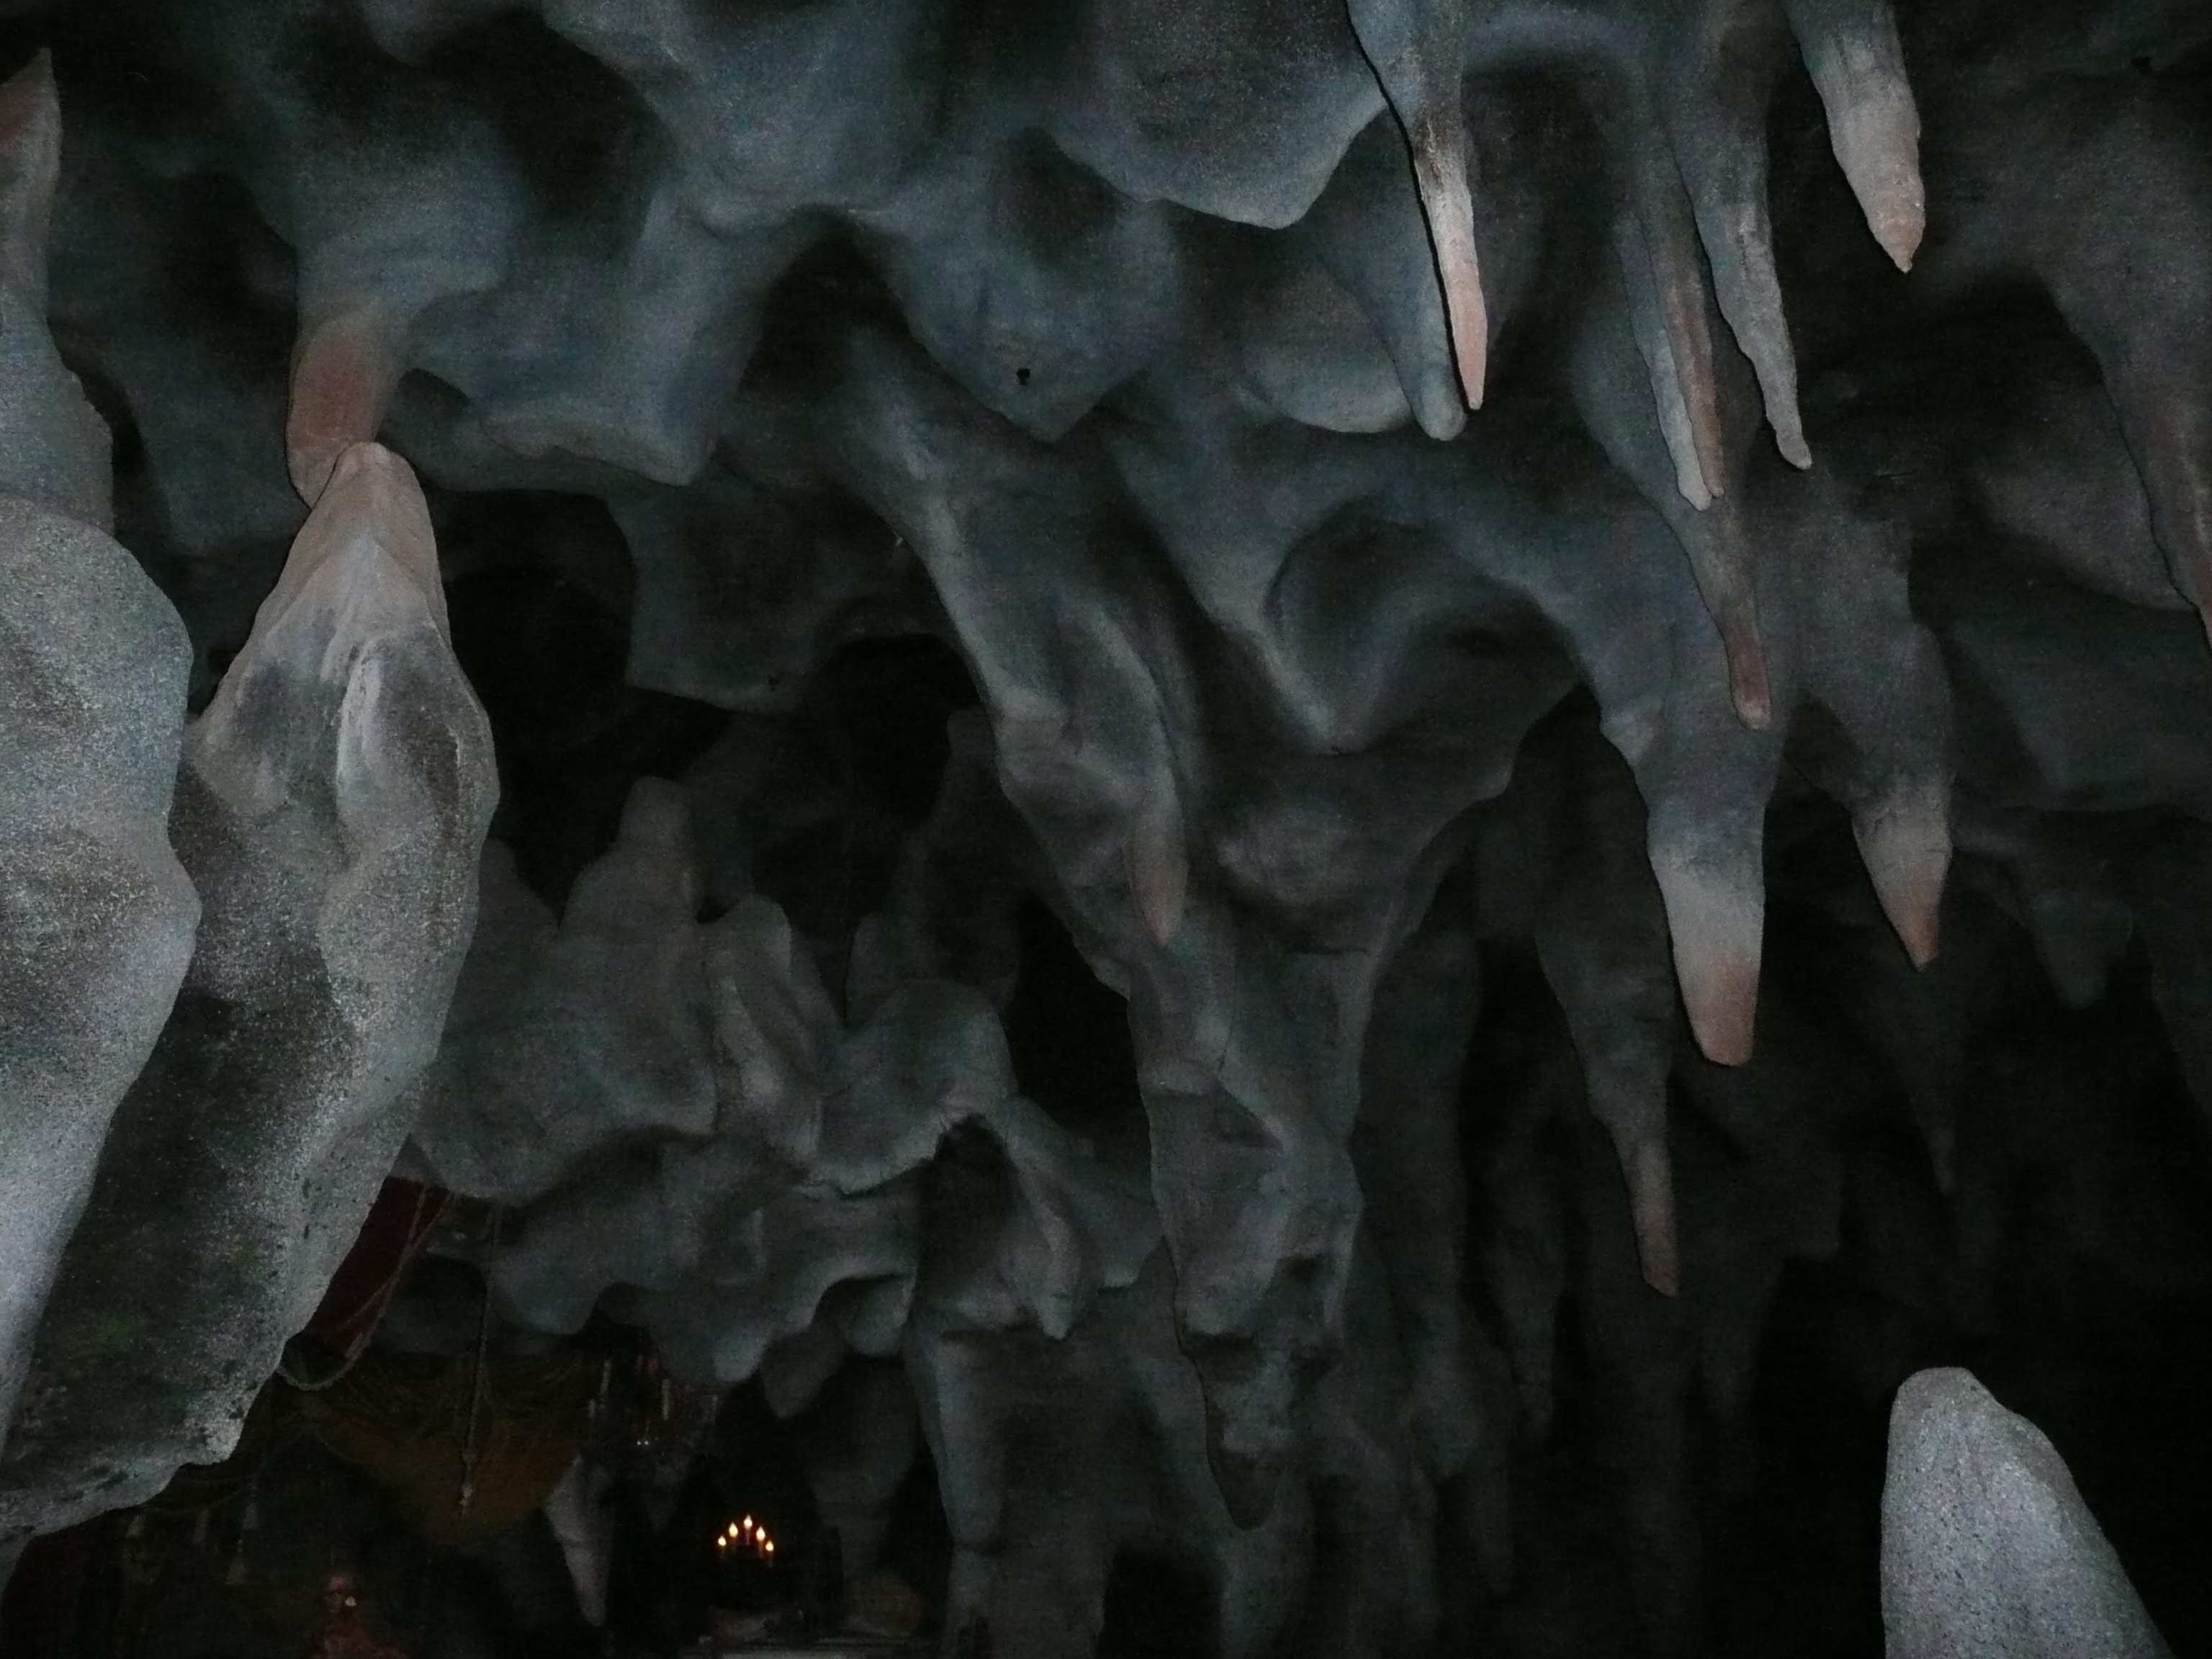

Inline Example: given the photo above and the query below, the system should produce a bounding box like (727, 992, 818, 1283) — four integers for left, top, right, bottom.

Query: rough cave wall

(0, 0, 2210, 1654)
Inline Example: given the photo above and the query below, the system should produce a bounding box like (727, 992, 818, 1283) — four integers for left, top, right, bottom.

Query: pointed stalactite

(1529, 719, 1686, 1300)
(1930, 72, 2208, 637)
(1295, 112, 1473, 442)
(1683, 496, 1776, 732)
(1609, 224, 1775, 727)
(1852, 788, 1951, 968)
(1617, 1130, 1679, 1297)
(1781, 0, 1925, 271)
(1408, 117, 1489, 411)
(1618, 139, 1730, 509)
(1550, 989, 1683, 1298)
(1669, 96, 1813, 470)
(1568, 240, 1773, 733)
(1650, 843, 1763, 1066)
(1346, 0, 1488, 413)
(287, 303, 403, 505)
(1566, 1051, 1683, 1298)
(1188, 1335, 1302, 1530)
(1766, 474, 1955, 976)
(1627, 145, 1725, 513)
(1617, 230, 1710, 511)
(1488, 1156, 1567, 1440)
(2016, 858, 2134, 1013)
(1352, 902, 1488, 1482)
(1125, 793, 1189, 948)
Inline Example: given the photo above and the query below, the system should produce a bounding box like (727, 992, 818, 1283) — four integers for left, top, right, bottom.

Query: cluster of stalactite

(0, 0, 2208, 1653)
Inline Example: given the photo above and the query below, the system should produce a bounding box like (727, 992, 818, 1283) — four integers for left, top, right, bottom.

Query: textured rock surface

(0, 49, 197, 1453)
(1882, 1367, 2173, 1659)
(0, 0, 2207, 1653)
(0, 441, 496, 1539)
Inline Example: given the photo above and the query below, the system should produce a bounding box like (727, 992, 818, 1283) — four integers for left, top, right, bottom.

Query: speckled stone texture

(0, 442, 497, 1542)
(1881, 1367, 2172, 1659)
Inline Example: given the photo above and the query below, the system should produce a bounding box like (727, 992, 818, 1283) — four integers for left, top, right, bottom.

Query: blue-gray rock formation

(0, 1, 2208, 1653)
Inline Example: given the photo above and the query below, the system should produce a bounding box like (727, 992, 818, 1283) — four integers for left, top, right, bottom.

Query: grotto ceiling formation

(1, 0, 2211, 1653)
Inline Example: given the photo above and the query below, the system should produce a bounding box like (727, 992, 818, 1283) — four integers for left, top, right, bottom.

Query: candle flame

(716, 1516, 776, 1557)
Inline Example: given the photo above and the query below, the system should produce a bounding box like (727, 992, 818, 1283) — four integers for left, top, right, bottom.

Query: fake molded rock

(1881, 1367, 2173, 1659)
(0, 49, 197, 1451)
(0, 441, 496, 1541)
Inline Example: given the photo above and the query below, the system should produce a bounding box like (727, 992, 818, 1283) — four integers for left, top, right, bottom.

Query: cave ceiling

(1, 0, 2211, 1654)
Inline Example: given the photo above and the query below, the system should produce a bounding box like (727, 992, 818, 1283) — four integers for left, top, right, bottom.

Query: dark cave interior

(0, 0, 2211, 1655)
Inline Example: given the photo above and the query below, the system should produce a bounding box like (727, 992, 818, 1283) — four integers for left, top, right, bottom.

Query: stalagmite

(0, 493, 194, 1452)
(1881, 1368, 2172, 1658)
(0, 50, 197, 1452)
(0, 440, 496, 1540)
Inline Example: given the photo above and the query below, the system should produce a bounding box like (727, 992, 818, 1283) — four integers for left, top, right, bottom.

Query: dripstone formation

(0, 1, 2208, 1655)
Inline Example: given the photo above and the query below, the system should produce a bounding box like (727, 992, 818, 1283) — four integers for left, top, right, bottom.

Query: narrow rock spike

(1409, 118, 1490, 410)
(1674, 111, 1814, 469)
(1619, 240, 1712, 510)
(287, 304, 404, 506)
(1700, 500, 1776, 732)
(1618, 1131, 1680, 1297)
(1652, 849, 1763, 1066)
(1782, 0, 1926, 271)
(1853, 791, 1951, 968)
(1126, 799, 1189, 948)
(264, 439, 450, 646)
(1344, 0, 1488, 411)
(1722, 608, 1775, 732)
(1615, 156, 1729, 509)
